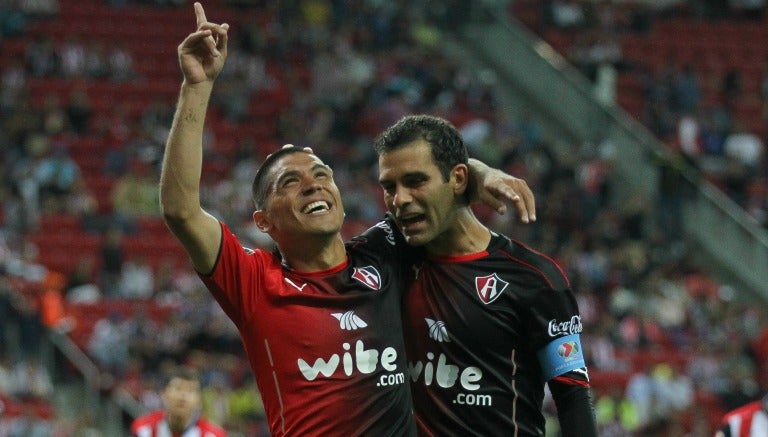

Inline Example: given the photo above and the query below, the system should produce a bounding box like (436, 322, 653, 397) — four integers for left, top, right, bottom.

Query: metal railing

(439, 1, 768, 300)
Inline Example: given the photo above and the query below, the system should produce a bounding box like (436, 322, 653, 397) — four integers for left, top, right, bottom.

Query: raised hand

(177, 2, 229, 85)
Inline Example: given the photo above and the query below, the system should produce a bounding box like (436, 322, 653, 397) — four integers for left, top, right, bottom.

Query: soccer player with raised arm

(160, 4, 535, 436)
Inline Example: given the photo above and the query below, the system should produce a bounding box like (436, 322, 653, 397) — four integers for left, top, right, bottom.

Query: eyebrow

(274, 163, 330, 187)
(379, 169, 427, 183)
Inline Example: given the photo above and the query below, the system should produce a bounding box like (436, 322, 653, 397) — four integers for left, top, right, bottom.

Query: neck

(168, 414, 191, 434)
(426, 207, 491, 256)
(278, 233, 347, 272)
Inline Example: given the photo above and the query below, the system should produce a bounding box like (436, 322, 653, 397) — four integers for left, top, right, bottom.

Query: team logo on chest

(475, 273, 509, 304)
(351, 266, 381, 290)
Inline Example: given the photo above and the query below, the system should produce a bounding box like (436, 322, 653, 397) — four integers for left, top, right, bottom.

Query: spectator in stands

(107, 40, 137, 82)
(117, 256, 154, 299)
(3, 182, 39, 237)
(65, 256, 101, 303)
(0, 3, 27, 37)
(24, 34, 58, 78)
(40, 93, 66, 136)
(11, 285, 45, 360)
(64, 85, 93, 134)
(4, 405, 53, 437)
(139, 96, 174, 147)
(99, 225, 125, 296)
(227, 373, 267, 435)
(8, 356, 53, 400)
(85, 40, 110, 80)
(35, 142, 82, 213)
(110, 159, 161, 233)
(65, 176, 101, 232)
(59, 35, 87, 79)
(130, 366, 226, 437)
(38, 270, 74, 333)
(673, 63, 701, 115)
(0, 58, 27, 115)
(594, 387, 640, 436)
(624, 362, 656, 431)
(724, 122, 765, 174)
(18, 0, 60, 18)
(87, 310, 131, 377)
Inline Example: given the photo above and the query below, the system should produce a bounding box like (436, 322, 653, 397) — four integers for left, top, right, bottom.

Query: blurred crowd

(522, 0, 768, 230)
(0, 0, 766, 436)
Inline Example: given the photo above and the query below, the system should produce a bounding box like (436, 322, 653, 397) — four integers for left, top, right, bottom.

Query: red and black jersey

(130, 410, 226, 437)
(404, 233, 593, 437)
(200, 220, 417, 437)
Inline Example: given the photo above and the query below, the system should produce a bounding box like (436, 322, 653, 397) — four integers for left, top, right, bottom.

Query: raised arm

(467, 158, 536, 223)
(160, 2, 229, 274)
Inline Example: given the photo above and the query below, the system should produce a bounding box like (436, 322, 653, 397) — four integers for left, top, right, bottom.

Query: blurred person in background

(715, 393, 768, 437)
(131, 365, 226, 437)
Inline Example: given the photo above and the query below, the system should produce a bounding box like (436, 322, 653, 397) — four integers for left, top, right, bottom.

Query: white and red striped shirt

(718, 398, 768, 437)
(130, 411, 226, 437)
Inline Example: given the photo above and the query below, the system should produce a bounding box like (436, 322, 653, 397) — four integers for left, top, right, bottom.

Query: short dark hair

(166, 365, 200, 386)
(373, 114, 468, 181)
(252, 146, 312, 209)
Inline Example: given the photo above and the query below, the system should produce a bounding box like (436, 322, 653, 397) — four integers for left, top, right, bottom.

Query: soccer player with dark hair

(160, 4, 535, 436)
(131, 366, 226, 437)
(375, 114, 597, 436)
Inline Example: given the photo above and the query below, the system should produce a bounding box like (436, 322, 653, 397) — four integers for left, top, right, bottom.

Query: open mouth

(302, 200, 331, 214)
(398, 213, 426, 231)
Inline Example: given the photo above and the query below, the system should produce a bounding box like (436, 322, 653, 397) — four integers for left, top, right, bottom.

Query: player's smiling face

(255, 152, 345, 238)
(378, 140, 461, 247)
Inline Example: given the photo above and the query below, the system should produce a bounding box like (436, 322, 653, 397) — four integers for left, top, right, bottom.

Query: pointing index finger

(194, 2, 207, 29)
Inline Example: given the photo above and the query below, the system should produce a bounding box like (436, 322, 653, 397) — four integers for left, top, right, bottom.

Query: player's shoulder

(198, 418, 228, 436)
(349, 217, 400, 247)
(494, 233, 570, 291)
(130, 410, 164, 432)
(723, 399, 763, 421)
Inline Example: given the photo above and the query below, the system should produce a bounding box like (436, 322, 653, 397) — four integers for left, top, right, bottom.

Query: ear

(452, 163, 469, 195)
(253, 210, 271, 232)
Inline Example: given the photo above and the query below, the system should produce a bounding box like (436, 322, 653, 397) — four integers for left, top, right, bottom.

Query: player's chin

(403, 231, 431, 247)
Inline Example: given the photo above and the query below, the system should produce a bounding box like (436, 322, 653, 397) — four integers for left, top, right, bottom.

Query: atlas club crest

(475, 273, 509, 304)
(351, 266, 381, 290)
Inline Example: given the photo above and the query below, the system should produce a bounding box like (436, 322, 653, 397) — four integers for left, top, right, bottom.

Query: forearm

(160, 81, 214, 221)
(552, 383, 598, 437)
(465, 157, 535, 222)
(466, 158, 488, 204)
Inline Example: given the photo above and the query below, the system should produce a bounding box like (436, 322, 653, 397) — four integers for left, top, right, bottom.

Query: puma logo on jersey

(351, 266, 381, 290)
(425, 318, 451, 342)
(475, 273, 508, 304)
(412, 264, 421, 280)
(332, 311, 368, 330)
(374, 220, 397, 245)
(284, 277, 307, 291)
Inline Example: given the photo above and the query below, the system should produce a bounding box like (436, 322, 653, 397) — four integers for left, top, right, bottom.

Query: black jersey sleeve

(549, 379, 598, 437)
(349, 213, 424, 267)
